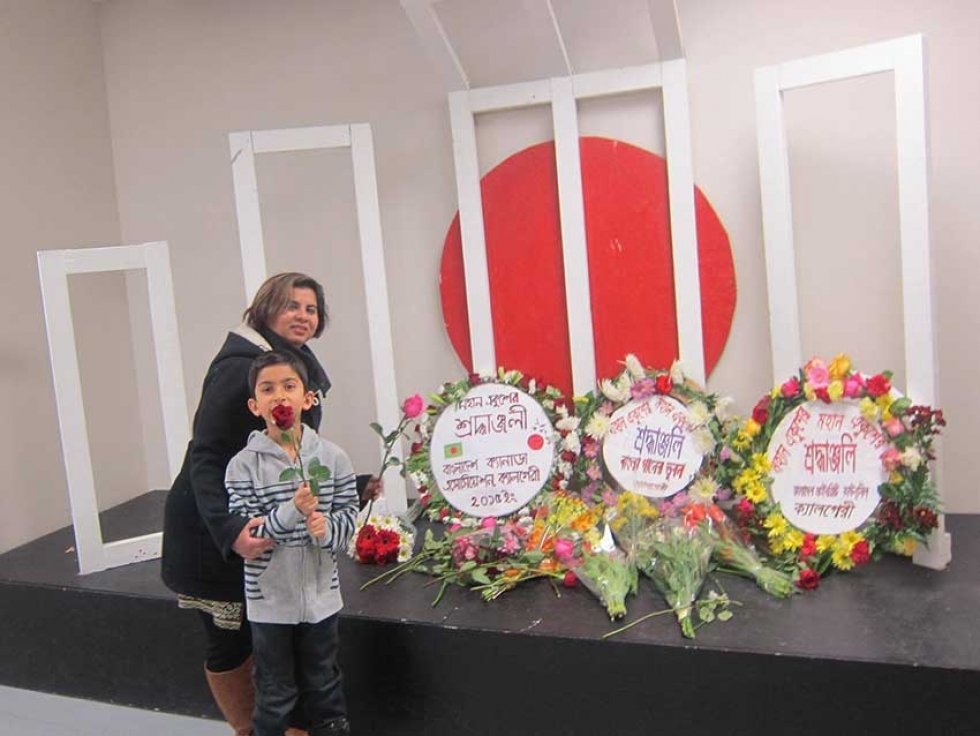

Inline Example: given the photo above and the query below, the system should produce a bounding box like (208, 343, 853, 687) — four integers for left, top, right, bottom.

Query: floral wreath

(572, 354, 739, 511)
(718, 354, 944, 590)
(404, 368, 578, 524)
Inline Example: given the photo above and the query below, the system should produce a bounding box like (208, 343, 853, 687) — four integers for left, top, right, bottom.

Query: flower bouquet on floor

(709, 503, 795, 598)
(638, 513, 715, 638)
(607, 491, 661, 575)
(575, 524, 638, 620)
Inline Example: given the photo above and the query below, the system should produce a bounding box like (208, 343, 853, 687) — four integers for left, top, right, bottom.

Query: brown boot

(284, 730, 309, 736)
(205, 656, 255, 735)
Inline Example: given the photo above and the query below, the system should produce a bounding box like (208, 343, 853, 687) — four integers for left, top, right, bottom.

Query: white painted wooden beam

(647, 0, 684, 60)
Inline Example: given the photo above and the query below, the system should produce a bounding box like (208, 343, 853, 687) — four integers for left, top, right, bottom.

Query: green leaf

(717, 610, 733, 622)
(459, 560, 477, 572)
(471, 569, 492, 585)
(279, 468, 301, 482)
(385, 457, 402, 468)
(891, 397, 912, 416)
(309, 479, 320, 495)
(523, 550, 545, 564)
(369, 422, 385, 438)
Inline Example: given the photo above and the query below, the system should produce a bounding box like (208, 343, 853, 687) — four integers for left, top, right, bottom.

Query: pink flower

(780, 377, 801, 398)
(562, 571, 578, 588)
(630, 378, 657, 400)
(881, 447, 902, 472)
(843, 375, 865, 398)
(586, 465, 602, 481)
(554, 538, 575, 563)
(449, 523, 462, 533)
(883, 418, 905, 437)
(481, 517, 497, 530)
(402, 394, 425, 419)
(804, 359, 830, 390)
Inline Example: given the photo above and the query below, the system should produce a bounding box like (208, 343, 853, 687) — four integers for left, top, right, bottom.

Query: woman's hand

(362, 476, 384, 502)
(231, 517, 274, 560)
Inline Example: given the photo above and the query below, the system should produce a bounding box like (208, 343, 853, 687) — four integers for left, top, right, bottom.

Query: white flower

(714, 396, 736, 423)
(556, 414, 581, 432)
(687, 401, 711, 429)
(561, 432, 581, 454)
(585, 413, 611, 440)
(623, 353, 646, 380)
(418, 421, 430, 440)
(558, 461, 573, 477)
(692, 427, 715, 455)
(900, 447, 923, 470)
(600, 376, 631, 403)
(461, 517, 478, 528)
(689, 477, 719, 502)
(410, 471, 428, 487)
(543, 399, 555, 410)
(559, 478, 569, 490)
(670, 360, 686, 384)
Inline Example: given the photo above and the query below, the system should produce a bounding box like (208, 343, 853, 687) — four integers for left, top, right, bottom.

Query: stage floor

(1, 492, 978, 734)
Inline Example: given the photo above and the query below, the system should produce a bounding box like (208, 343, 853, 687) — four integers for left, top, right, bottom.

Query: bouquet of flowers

(575, 522, 638, 620)
(639, 514, 714, 638)
(350, 394, 425, 565)
(607, 491, 661, 574)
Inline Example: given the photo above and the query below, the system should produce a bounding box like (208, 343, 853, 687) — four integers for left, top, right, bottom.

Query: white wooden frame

(37, 242, 189, 574)
(228, 124, 407, 512)
(754, 34, 950, 569)
(449, 60, 705, 395)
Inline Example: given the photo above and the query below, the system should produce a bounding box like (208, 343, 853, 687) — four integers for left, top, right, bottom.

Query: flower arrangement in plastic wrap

(348, 394, 426, 565)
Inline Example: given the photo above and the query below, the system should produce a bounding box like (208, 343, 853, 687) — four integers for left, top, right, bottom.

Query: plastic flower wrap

(639, 515, 714, 638)
(703, 507, 795, 598)
(576, 526, 638, 620)
(607, 492, 661, 573)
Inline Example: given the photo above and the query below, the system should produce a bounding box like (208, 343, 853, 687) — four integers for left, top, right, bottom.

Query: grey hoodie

(226, 424, 358, 625)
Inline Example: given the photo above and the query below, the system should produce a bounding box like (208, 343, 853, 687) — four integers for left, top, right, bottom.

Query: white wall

(0, 0, 142, 553)
(2, 0, 977, 554)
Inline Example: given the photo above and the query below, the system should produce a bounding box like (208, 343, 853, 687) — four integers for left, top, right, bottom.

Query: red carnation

(655, 374, 673, 394)
(913, 507, 938, 531)
(468, 372, 482, 386)
(438, 507, 450, 520)
(734, 497, 755, 523)
(797, 569, 820, 591)
(271, 404, 295, 431)
(561, 450, 577, 463)
(866, 374, 891, 398)
(562, 571, 578, 588)
(752, 396, 771, 425)
(800, 534, 817, 558)
(850, 540, 871, 566)
(410, 442, 423, 455)
(814, 387, 831, 403)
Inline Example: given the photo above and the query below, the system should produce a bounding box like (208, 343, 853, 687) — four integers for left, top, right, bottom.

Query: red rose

(271, 404, 295, 431)
(850, 540, 871, 566)
(468, 372, 482, 386)
(419, 492, 431, 507)
(866, 374, 891, 398)
(752, 397, 770, 425)
(655, 374, 673, 394)
(734, 497, 754, 522)
(438, 507, 450, 520)
(814, 387, 831, 403)
(562, 571, 578, 588)
(797, 569, 820, 591)
(410, 442, 423, 455)
(561, 450, 577, 463)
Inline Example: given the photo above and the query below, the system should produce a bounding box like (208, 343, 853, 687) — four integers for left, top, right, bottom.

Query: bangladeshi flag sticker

(527, 434, 545, 451)
(444, 442, 463, 459)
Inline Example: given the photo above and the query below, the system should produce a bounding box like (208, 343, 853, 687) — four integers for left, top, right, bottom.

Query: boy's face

(248, 363, 314, 432)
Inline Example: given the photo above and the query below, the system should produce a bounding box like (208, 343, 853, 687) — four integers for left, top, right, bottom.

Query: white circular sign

(602, 395, 704, 498)
(768, 401, 885, 535)
(430, 383, 555, 517)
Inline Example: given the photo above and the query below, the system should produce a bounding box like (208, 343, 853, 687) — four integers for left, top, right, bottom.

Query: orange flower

(683, 503, 707, 529)
(538, 558, 558, 573)
(503, 568, 521, 579)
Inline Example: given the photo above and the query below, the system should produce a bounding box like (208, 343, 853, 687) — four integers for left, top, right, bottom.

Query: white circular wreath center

(602, 394, 703, 498)
(430, 383, 555, 517)
(767, 401, 885, 535)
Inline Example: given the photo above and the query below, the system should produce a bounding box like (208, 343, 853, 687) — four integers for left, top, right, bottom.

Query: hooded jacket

(161, 324, 331, 601)
(226, 425, 358, 625)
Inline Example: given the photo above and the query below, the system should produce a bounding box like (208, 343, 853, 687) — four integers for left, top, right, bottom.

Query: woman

(162, 272, 374, 736)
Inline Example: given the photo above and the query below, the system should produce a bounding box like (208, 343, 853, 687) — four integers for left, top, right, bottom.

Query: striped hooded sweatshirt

(226, 424, 358, 625)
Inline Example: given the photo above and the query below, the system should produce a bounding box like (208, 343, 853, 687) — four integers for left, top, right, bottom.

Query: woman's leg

(198, 611, 254, 735)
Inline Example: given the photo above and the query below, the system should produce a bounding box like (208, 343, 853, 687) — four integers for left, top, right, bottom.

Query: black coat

(161, 325, 331, 601)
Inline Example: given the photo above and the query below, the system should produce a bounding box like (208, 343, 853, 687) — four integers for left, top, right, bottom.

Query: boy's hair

(248, 351, 310, 399)
(243, 272, 329, 338)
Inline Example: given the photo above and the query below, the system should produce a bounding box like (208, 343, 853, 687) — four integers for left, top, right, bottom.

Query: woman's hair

(242, 272, 328, 338)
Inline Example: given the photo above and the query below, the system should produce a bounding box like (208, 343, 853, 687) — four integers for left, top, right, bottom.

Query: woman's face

(269, 287, 319, 347)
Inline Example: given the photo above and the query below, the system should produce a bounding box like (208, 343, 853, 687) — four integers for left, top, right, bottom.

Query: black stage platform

(1, 492, 978, 735)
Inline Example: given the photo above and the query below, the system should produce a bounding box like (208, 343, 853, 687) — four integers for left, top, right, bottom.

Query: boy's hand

(232, 517, 274, 559)
(307, 510, 326, 539)
(293, 482, 317, 516)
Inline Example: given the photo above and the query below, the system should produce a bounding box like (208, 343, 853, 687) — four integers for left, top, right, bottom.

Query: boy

(226, 351, 358, 736)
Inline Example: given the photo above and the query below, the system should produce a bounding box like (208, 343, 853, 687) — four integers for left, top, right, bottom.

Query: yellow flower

(890, 471, 903, 483)
(764, 513, 788, 539)
(815, 534, 836, 553)
(732, 431, 752, 450)
(783, 528, 805, 551)
(828, 353, 852, 381)
(744, 419, 761, 437)
(895, 536, 917, 556)
(831, 547, 855, 570)
(859, 397, 878, 422)
(804, 384, 816, 401)
(827, 380, 844, 401)
(770, 386, 781, 399)
(839, 530, 862, 553)
(750, 453, 771, 475)
(770, 536, 788, 555)
(877, 394, 894, 421)
(744, 481, 768, 504)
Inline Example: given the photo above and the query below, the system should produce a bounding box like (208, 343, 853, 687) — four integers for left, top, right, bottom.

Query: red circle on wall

(440, 137, 736, 396)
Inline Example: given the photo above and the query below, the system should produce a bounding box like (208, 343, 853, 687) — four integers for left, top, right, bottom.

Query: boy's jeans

(251, 614, 346, 736)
